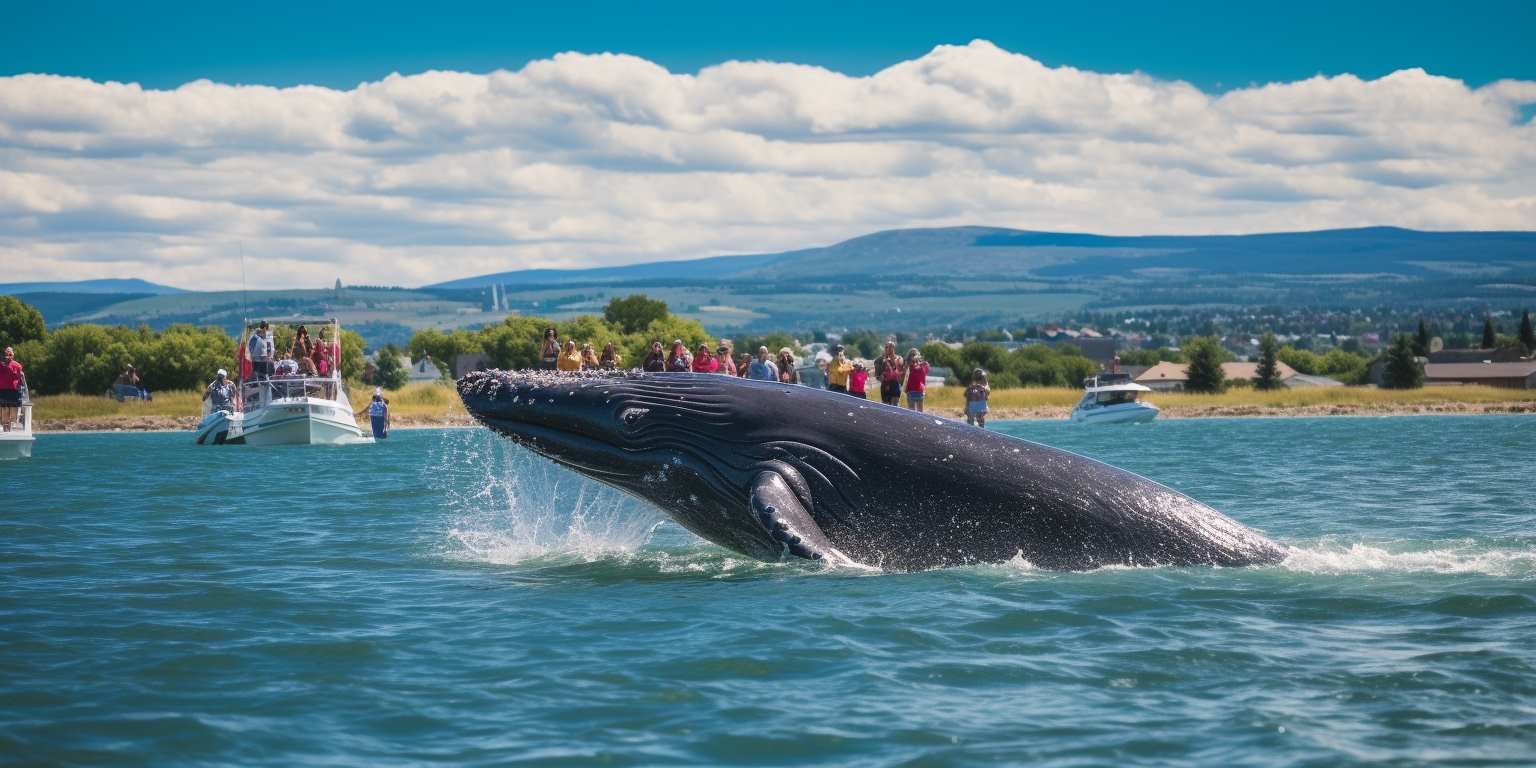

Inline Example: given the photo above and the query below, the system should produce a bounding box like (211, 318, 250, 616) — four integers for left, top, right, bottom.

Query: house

(1135, 361, 1298, 391)
(1285, 373, 1344, 388)
(1424, 362, 1536, 389)
(407, 355, 446, 382)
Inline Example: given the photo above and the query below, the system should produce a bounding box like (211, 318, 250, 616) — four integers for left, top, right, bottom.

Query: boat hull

(197, 399, 369, 446)
(1070, 402, 1160, 425)
(0, 435, 33, 460)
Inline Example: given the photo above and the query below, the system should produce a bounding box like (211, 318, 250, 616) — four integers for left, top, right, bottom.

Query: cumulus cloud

(1, 40, 1533, 288)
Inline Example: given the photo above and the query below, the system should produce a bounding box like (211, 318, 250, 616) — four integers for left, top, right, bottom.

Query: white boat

(1070, 373, 1159, 425)
(195, 318, 370, 446)
(0, 397, 34, 460)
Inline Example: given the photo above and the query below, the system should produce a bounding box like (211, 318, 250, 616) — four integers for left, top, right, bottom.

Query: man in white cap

(202, 368, 238, 413)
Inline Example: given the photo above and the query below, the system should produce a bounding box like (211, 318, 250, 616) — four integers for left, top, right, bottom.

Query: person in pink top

(903, 348, 930, 412)
(691, 343, 719, 373)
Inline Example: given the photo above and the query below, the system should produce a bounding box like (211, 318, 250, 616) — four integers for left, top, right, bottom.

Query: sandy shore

(33, 401, 1533, 433)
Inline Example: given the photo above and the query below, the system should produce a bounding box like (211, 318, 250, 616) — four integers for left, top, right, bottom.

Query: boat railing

(240, 376, 344, 410)
(10, 402, 32, 435)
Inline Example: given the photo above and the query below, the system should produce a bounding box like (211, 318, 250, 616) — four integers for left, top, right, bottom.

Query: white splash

(1280, 538, 1536, 578)
(427, 429, 664, 564)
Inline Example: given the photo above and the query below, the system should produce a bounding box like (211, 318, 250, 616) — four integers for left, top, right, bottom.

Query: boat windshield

(1094, 390, 1141, 406)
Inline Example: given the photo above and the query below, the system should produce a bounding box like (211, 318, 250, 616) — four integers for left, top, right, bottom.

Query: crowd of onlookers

(535, 328, 992, 426)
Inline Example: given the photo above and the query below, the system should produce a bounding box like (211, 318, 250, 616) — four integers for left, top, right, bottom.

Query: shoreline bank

(33, 400, 1534, 433)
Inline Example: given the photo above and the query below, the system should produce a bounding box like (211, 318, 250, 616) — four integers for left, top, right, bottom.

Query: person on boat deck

(665, 340, 692, 372)
(367, 388, 390, 439)
(557, 340, 583, 372)
(291, 325, 313, 360)
(203, 369, 239, 413)
(311, 342, 333, 377)
(580, 343, 600, 370)
(737, 352, 754, 378)
(248, 321, 275, 380)
(539, 328, 560, 371)
(776, 348, 800, 385)
(0, 346, 25, 431)
(691, 344, 719, 373)
(965, 368, 991, 428)
(746, 346, 779, 381)
(826, 345, 853, 394)
(848, 360, 869, 399)
(642, 341, 666, 372)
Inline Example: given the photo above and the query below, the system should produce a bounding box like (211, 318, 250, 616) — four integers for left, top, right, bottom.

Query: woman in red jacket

(691, 343, 719, 373)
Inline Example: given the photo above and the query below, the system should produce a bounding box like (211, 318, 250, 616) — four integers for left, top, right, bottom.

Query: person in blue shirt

(747, 346, 779, 381)
(367, 388, 390, 439)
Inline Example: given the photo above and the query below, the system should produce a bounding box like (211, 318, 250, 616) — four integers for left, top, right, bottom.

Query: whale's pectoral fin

(750, 471, 852, 566)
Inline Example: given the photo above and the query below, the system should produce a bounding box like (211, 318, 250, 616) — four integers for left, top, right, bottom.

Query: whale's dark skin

(457, 370, 1287, 571)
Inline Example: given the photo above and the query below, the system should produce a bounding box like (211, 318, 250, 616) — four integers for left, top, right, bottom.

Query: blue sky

(6, 0, 1535, 90)
(3, 3, 1534, 287)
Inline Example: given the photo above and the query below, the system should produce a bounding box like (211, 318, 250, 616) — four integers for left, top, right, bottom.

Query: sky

(2, 1, 1534, 289)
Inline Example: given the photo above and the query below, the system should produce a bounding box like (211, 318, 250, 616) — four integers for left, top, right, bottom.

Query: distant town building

(1285, 373, 1345, 388)
(1424, 362, 1536, 389)
(407, 355, 446, 382)
(1135, 361, 1298, 391)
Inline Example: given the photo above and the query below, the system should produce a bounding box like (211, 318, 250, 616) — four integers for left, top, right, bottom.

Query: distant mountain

(0, 278, 185, 295)
(431, 226, 1536, 288)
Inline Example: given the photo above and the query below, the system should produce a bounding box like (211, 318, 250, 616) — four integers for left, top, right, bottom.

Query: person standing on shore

(0, 346, 24, 431)
(848, 361, 869, 399)
(666, 340, 692, 372)
(642, 341, 666, 372)
(776, 348, 800, 385)
(876, 342, 905, 406)
(965, 368, 991, 428)
(826, 345, 852, 394)
(599, 342, 622, 370)
(539, 328, 560, 371)
(747, 346, 779, 381)
(557, 340, 583, 372)
(904, 349, 930, 412)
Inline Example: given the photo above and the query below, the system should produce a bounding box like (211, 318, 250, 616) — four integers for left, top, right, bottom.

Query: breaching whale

(457, 370, 1287, 571)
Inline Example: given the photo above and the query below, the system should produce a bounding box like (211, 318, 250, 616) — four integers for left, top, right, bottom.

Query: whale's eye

(619, 407, 650, 426)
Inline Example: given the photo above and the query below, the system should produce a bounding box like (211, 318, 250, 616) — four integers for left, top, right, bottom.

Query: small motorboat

(1070, 373, 1159, 425)
(195, 318, 370, 446)
(0, 396, 34, 460)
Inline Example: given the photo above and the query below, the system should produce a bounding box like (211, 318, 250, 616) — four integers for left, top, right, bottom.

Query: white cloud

(1, 40, 1533, 288)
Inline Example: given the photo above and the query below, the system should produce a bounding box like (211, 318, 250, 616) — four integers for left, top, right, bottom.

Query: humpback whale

(457, 370, 1287, 571)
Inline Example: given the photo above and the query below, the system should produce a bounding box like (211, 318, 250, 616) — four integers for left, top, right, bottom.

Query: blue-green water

(4, 416, 1534, 766)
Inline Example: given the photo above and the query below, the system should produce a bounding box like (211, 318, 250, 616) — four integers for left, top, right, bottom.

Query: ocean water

(3, 416, 1534, 766)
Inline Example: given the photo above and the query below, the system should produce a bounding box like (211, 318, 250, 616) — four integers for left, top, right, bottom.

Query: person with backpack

(876, 341, 905, 406)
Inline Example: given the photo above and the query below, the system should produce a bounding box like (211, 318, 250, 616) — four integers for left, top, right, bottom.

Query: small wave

(1281, 538, 1536, 578)
(426, 430, 665, 564)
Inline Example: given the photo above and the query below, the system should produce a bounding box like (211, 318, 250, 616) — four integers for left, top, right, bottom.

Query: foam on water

(1280, 537, 1536, 578)
(426, 429, 665, 564)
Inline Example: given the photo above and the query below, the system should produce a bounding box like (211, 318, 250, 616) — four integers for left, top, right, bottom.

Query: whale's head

(456, 369, 789, 556)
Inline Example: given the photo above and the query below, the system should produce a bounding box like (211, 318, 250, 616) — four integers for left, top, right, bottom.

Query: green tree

(338, 329, 367, 381)
(1481, 316, 1498, 349)
(0, 296, 46, 346)
(1278, 346, 1321, 375)
(603, 294, 669, 334)
(1183, 336, 1226, 393)
(1520, 309, 1534, 353)
(372, 346, 410, 390)
(1413, 318, 1430, 357)
(1381, 333, 1424, 389)
(1255, 332, 1282, 390)
(408, 328, 483, 374)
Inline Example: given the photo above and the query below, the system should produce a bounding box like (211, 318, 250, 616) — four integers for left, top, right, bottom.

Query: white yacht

(195, 318, 369, 446)
(1070, 373, 1159, 425)
(0, 393, 34, 460)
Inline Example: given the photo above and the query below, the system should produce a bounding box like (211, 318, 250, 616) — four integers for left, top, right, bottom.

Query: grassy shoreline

(27, 381, 1536, 432)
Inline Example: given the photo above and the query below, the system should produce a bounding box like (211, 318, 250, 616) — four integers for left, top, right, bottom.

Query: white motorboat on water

(1070, 373, 1159, 425)
(195, 318, 369, 446)
(0, 396, 34, 460)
